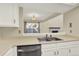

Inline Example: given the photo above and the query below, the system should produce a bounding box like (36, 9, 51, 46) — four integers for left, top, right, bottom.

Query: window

(24, 22, 40, 33)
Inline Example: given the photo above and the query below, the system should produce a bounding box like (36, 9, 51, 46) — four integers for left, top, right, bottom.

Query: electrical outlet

(69, 22, 72, 28)
(18, 30, 21, 34)
(70, 30, 72, 33)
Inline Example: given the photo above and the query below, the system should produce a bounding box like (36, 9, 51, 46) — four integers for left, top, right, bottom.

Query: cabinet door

(4, 48, 13, 56)
(0, 4, 19, 27)
(0, 4, 13, 26)
(57, 48, 68, 56)
(42, 48, 57, 56)
(68, 45, 79, 56)
(4, 47, 17, 56)
(12, 47, 17, 56)
(42, 44, 57, 56)
(12, 4, 19, 27)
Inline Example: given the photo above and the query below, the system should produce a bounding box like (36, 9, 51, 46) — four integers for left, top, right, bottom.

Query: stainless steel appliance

(38, 37, 62, 42)
(17, 44, 41, 56)
(49, 27, 60, 33)
(38, 34, 62, 44)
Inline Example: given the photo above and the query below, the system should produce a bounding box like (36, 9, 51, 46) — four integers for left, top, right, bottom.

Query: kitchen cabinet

(68, 45, 79, 56)
(0, 4, 19, 27)
(42, 41, 79, 56)
(42, 44, 57, 56)
(4, 47, 17, 56)
(42, 44, 68, 56)
(56, 48, 68, 56)
(57, 41, 79, 56)
(12, 4, 19, 27)
(42, 48, 57, 56)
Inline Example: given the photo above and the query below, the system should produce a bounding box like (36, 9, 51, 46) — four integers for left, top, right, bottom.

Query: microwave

(49, 27, 60, 33)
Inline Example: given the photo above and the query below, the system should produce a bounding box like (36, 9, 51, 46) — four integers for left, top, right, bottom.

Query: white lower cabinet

(42, 41, 79, 56)
(42, 48, 57, 56)
(4, 47, 17, 56)
(56, 48, 68, 56)
(42, 44, 57, 56)
(42, 45, 68, 56)
(68, 45, 79, 56)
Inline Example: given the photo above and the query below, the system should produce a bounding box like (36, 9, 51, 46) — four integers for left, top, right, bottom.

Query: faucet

(45, 34, 53, 41)
(46, 34, 48, 37)
(50, 34, 52, 38)
(45, 34, 49, 41)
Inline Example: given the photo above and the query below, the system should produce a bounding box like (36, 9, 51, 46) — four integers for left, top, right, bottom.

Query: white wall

(40, 15, 64, 33)
(64, 6, 79, 36)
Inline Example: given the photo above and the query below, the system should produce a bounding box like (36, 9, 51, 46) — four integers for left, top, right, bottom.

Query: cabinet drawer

(57, 41, 79, 48)
(42, 43, 57, 49)
(42, 48, 57, 56)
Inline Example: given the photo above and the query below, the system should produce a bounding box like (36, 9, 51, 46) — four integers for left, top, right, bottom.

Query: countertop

(0, 37, 39, 56)
(0, 35, 79, 56)
(39, 35, 79, 44)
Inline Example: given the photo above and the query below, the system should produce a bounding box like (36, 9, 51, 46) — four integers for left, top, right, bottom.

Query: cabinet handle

(41, 51, 42, 55)
(17, 49, 24, 52)
(57, 51, 59, 55)
(54, 51, 56, 55)
(14, 19, 16, 24)
(69, 49, 71, 53)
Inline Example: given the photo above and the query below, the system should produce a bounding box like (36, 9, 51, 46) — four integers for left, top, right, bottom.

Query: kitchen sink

(38, 37, 62, 42)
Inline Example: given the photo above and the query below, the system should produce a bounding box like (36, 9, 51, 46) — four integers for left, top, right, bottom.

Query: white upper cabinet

(0, 4, 19, 27)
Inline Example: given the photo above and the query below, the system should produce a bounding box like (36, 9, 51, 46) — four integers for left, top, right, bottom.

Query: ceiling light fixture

(27, 13, 40, 20)
(32, 15, 37, 20)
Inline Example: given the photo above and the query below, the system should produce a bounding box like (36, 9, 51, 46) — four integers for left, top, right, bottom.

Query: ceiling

(19, 3, 79, 22)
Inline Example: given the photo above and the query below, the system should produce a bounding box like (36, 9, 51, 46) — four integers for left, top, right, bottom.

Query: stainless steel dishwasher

(17, 44, 41, 56)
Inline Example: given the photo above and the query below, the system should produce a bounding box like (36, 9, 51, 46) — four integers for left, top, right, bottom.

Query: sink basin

(38, 37, 62, 42)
